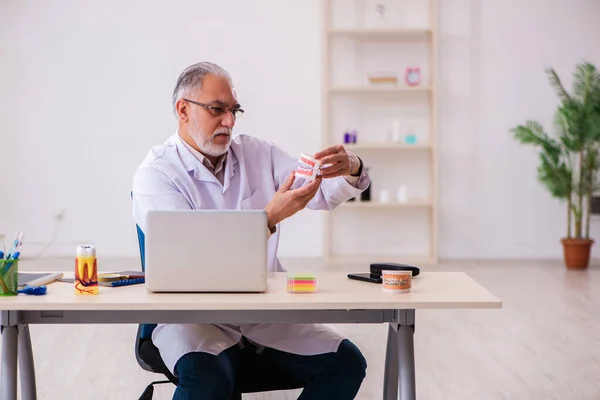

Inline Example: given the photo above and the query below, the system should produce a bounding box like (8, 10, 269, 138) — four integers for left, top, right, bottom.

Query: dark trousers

(172, 338, 367, 400)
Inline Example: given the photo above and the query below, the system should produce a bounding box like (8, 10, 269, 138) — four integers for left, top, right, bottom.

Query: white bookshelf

(321, 0, 438, 263)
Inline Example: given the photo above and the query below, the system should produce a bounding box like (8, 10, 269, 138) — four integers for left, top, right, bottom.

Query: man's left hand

(314, 145, 360, 179)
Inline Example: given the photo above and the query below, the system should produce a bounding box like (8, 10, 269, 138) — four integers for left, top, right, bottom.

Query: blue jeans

(172, 338, 367, 400)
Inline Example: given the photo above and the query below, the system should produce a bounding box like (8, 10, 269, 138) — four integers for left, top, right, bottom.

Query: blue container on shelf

(405, 134, 417, 145)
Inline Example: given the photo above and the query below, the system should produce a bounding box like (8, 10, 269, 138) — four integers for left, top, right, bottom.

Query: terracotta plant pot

(561, 238, 594, 269)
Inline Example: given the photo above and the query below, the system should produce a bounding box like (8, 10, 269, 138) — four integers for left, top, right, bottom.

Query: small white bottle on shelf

(379, 189, 390, 203)
(389, 119, 401, 143)
(396, 185, 408, 203)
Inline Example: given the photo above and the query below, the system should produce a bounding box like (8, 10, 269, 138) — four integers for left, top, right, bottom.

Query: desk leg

(1, 311, 18, 400)
(18, 324, 37, 400)
(383, 324, 399, 398)
(383, 310, 416, 400)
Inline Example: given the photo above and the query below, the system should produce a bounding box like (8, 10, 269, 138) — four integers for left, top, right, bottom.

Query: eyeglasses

(183, 98, 244, 118)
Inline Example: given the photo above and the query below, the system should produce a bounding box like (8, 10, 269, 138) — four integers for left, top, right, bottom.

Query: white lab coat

(132, 133, 370, 374)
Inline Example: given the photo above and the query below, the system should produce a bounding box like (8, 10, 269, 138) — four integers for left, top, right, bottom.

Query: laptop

(144, 209, 268, 293)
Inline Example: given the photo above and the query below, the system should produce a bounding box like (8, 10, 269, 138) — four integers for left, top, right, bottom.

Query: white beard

(189, 114, 232, 157)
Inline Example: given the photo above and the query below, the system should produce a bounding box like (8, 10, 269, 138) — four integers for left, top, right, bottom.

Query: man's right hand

(264, 171, 322, 230)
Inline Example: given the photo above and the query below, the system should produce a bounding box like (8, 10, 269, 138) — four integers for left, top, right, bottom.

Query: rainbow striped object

(287, 274, 317, 294)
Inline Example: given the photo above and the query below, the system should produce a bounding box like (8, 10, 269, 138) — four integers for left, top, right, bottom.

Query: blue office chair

(133, 207, 305, 399)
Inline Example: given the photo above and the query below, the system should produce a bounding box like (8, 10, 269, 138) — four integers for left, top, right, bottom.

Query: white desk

(0, 271, 501, 400)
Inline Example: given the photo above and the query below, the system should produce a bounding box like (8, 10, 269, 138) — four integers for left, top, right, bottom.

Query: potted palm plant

(511, 61, 600, 269)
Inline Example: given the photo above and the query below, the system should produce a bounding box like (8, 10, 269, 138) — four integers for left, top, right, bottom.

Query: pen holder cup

(0, 259, 18, 296)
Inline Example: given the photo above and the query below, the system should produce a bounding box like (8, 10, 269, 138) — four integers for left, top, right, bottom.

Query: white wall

(1, 0, 600, 260)
(0, 0, 325, 258)
(438, 0, 600, 258)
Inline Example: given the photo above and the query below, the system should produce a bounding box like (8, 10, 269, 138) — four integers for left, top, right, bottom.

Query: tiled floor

(1, 257, 599, 399)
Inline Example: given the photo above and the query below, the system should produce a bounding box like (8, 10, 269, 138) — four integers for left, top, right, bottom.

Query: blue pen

(2, 241, 15, 274)
(5, 238, 17, 261)
(2, 252, 20, 275)
(2, 254, 16, 275)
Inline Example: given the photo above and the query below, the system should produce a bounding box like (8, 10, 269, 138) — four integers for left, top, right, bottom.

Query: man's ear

(176, 99, 189, 122)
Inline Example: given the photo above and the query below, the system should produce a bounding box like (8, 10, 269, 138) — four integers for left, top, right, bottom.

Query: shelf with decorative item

(328, 27, 432, 39)
(328, 85, 432, 94)
(338, 199, 431, 208)
(339, 142, 432, 151)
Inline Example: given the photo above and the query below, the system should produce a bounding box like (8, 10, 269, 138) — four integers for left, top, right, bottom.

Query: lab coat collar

(174, 133, 238, 191)
(222, 146, 237, 192)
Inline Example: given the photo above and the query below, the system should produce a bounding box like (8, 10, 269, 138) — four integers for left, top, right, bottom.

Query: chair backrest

(135, 225, 157, 339)
(136, 223, 146, 272)
(132, 191, 157, 340)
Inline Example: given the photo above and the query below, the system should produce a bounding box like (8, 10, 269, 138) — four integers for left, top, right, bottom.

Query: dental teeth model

(295, 153, 321, 181)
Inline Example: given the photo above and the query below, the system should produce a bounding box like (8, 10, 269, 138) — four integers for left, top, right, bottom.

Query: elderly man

(132, 61, 371, 399)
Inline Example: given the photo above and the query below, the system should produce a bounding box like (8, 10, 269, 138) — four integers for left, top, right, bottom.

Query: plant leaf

(573, 61, 596, 102)
(512, 120, 563, 162)
(546, 67, 571, 102)
(537, 152, 572, 200)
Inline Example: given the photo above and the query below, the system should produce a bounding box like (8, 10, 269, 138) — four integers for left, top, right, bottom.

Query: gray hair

(172, 61, 232, 114)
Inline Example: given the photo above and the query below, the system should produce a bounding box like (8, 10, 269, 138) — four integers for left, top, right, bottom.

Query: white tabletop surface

(0, 271, 501, 311)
